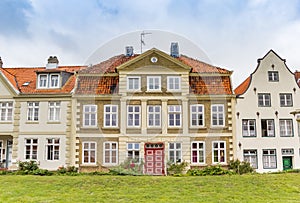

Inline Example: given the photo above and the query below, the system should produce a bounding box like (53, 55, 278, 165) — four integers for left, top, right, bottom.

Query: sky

(1, 0, 300, 87)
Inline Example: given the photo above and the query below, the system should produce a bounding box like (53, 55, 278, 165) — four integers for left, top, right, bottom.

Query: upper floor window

(168, 105, 181, 127)
(127, 105, 140, 127)
(190, 104, 204, 127)
(0, 102, 13, 121)
(104, 105, 118, 127)
(280, 93, 293, 107)
(147, 76, 161, 91)
(83, 105, 97, 127)
(39, 74, 48, 88)
(46, 138, 60, 160)
(242, 119, 256, 137)
(211, 104, 224, 127)
(50, 74, 59, 88)
(279, 119, 293, 137)
(38, 73, 60, 88)
(48, 102, 60, 121)
(127, 76, 140, 91)
(258, 93, 271, 107)
(148, 106, 161, 127)
(261, 119, 275, 137)
(167, 76, 181, 91)
(27, 102, 39, 121)
(268, 71, 279, 82)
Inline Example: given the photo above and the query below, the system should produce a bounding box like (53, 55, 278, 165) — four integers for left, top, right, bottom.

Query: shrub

(187, 165, 233, 176)
(109, 158, 144, 175)
(18, 160, 39, 173)
(57, 166, 78, 175)
(167, 161, 188, 176)
(228, 160, 254, 175)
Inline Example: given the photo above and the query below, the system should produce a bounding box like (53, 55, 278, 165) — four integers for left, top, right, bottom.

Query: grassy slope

(1, 174, 300, 202)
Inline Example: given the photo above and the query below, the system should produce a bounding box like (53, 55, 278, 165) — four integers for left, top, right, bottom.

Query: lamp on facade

(275, 111, 278, 117)
(236, 112, 240, 119)
(256, 112, 260, 117)
(238, 142, 242, 149)
(253, 87, 257, 94)
(293, 87, 296, 93)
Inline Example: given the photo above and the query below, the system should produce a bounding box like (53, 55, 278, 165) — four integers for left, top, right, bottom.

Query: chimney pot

(170, 42, 179, 58)
(46, 56, 59, 69)
(125, 46, 134, 57)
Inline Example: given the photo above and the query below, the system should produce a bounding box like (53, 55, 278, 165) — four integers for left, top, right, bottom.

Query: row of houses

(0, 44, 300, 174)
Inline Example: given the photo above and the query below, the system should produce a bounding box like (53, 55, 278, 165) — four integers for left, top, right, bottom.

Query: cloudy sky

(1, 0, 300, 87)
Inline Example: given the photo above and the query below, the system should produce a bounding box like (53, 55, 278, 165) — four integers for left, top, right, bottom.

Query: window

(38, 73, 60, 88)
(127, 77, 140, 91)
(169, 143, 182, 163)
(243, 150, 257, 168)
(212, 141, 226, 164)
(280, 94, 293, 107)
(147, 76, 161, 91)
(127, 143, 140, 163)
(211, 104, 224, 127)
(27, 102, 39, 121)
(127, 105, 140, 127)
(148, 106, 161, 127)
(263, 149, 277, 169)
(104, 142, 118, 165)
(83, 142, 96, 164)
(168, 105, 181, 127)
(50, 74, 59, 88)
(242, 119, 256, 137)
(46, 138, 60, 160)
(279, 119, 293, 137)
(0, 102, 13, 121)
(0, 141, 2, 161)
(190, 104, 204, 127)
(258, 93, 271, 107)
(38, 74, 48, 88)
(104, 105, 118, 127)
(282, 148, 294, 155)
(191, 142, 205, 164)
(167, 76, 181, 91)
(25, 139, 38, 160)
(268, 71, 279, 82)
(48, 102, 60, 121)
(83, 105, 97, 127)
(261, 119, 275, 137)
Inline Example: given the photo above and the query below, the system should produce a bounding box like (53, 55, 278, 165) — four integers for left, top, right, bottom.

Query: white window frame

(167, 76, 181, 91)
(46, 138, 60, 160)
(127, 143, 140, 163)
(82, 142, 97, 164)
(147, 76, 161, 91)
(83, 105, 97, 127)
(263, 149, 277, 169)
(27, 102, 39, 121)
(279, 119, 293, 137)
(48, 101, 61, 121)
(261, 119, 275, 137)
(243, 150, 258, 169)
(258, 93, 271, 107)
(168, 143, 182, 164)
(268, 71, 279, 82)
(127, 76, 141, 91)
(0, 102, 13, 121)
(191, 142, 205, 164)
(211, 104, 225, 127)
(25, 138, 38, 160)
(103, 142, 118, 165)
(147, 105, 161, 128)
(280, 93, 293, 107)
(49, 74, 60, 88)
(38, 74, 48, 88)
(168, 105, 182, 127)
(127, 105, 141, 128)
(242, 119, 256, 137)
(104, 105, 118, 127)
(212, 141, 226, 164)
(190, 104, 204, 127)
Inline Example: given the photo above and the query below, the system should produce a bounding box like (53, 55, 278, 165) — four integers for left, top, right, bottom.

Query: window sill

(168, 127, 182, 129)
(25, 121, 39, 124)
(81, 126, 99, 130)
(0, 121, 13, 124)
(190, 126, 207, 129)
(146, 90, 162, 93)
(80, 163, 97, 166)
(47, 121, 61, 124)
(242, 136, 257, 138)
(190, 163, 207, 166)
(102, 127, 119, 130)
(210, 126, 226, 129)
(212, 163, 227, 165)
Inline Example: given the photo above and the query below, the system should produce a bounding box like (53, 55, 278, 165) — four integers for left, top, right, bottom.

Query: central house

(74, 44, 235, 175)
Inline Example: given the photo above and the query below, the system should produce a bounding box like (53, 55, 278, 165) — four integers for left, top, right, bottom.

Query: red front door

(144, 143, 164, 175)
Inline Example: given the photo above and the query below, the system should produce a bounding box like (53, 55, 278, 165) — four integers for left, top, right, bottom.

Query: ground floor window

(0, 141, 2, 163)
(25, 139, 38, 160)
(212, 141, 226, 164)
(263, 149, 277, 169)
(104, 142, 118, 165)
(243, 149, 258, 168)
(127, 143, 140, 163)
(168, 143, 182, 163)
(83, 142, 96, 164)
(191, 142, 205, 164)
(46, 138, 60, 160)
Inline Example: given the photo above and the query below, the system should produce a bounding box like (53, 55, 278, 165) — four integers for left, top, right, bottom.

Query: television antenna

(140, 31, 152, 53)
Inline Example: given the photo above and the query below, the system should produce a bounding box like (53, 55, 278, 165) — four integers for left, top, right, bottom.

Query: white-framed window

(104, 105, 118, 127)
(211, 104, 224, 127)
(83, 105, 97, 127)
(0, 141, 2, 161)
(242, 119, 256, 137)
(191, 142, 205, 164)
(104, 142, 118, 165)
(169, 143, 182, 163)
(148, 105, 161, 127)
(280, 93, 293, 107)
(82, 142, 96, 164)
(167, 76, 181, 91)
(147, 76, 161, 91)
(279, 119, 293, 137)
(46, 138, 60, 160)
(48, 101, 60, 121)
(243, 150, 257, 168)
(127, 76, 140, 91)
(0, 102, 13, 121)
(38, 74, 48, 88)
(27, 102, 39, 121)
(50, 74, 60, 88)
(168, 105, 181, 127)
(258, 93, 271, 107)
(263, 149, 277, 169)
(212, 141, 226, 164)
(261, 119, 275, 137)
(268, 71, 279, 82)
(127, 143, 140, 163)
(38, 73, 60, 88)
(190, 104, 204, 127)
(127, 105, 140, 127)
(25, 138, 38, 160)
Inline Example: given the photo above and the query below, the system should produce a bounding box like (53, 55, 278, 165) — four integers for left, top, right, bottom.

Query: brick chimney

(46, 56, 59, 69)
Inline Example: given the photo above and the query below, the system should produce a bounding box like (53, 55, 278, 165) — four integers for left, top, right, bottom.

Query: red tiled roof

(0, 66, 86, 94)
(190, 76, 233, 95)
(234, 76, 251, 95)
(76, 76, 118, 95)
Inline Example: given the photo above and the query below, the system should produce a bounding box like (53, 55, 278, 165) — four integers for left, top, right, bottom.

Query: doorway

(6, 140, 12, 168)
(282, 156, 293, 171)
(144, 143, 164, 175)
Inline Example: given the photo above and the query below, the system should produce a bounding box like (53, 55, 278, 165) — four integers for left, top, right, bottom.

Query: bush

(228, 160, 254, 175)
(187, 165, 233, 176)
(18, 160, 39, 173)
(109, 158, 144, 175)
(167, 161, 188, 176)
(57, 166, 78, 175)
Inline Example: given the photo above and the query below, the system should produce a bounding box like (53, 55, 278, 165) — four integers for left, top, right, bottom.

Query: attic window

(268, 71, 279, 82)
(22, 82, 30, 86)
(38, 73, 60, 89)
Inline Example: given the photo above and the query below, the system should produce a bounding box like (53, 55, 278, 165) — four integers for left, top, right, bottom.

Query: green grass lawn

(1, 174, 300, 203)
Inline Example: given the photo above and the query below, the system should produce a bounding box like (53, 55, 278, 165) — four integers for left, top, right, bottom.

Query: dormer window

(38, 73, 60, 88)
(50, 74, 59, 88)
(39, 74, 48, 88)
